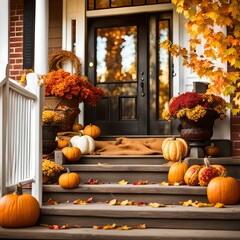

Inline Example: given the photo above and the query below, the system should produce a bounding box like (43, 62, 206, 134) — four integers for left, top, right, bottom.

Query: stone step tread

(41, 203, 240, 220)
(0, 227, 240, 240)
(63, 164, 169, 172)
(43, 184, 207, 195)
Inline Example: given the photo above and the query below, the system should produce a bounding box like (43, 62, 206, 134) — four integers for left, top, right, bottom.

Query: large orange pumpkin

(62, 146, 82, 162)
(168, 157, 188, 184)
(0, 184, 40, 227)
(83, 124, 101, 139)
(59, 168, 80, 189)
(207, 174, 240, 204)
(162, 137, 188, 162)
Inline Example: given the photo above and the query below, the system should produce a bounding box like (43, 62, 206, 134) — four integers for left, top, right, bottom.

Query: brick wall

(10, 0, 24, 81)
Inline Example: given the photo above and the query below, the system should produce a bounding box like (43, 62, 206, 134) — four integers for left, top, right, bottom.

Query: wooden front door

(85, 12, 173, 135)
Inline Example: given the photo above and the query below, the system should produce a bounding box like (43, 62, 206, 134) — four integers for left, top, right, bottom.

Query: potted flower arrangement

(42, 159, 64, 184)
(162, 92, 229, 141)
(43, 69, 104, 131)
(42, 110, 64, 154)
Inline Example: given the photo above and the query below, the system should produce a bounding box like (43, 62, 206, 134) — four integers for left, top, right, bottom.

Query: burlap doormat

(94, 137, 165, 155)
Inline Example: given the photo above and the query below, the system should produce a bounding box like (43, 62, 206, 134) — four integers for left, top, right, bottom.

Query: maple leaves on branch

(162, 0, 240, 114)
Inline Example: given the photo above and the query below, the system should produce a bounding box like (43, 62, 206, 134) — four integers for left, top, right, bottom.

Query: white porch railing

(0, 64, 43, 205)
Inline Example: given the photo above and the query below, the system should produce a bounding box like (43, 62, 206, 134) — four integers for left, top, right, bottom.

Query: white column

(34, 0, 49, 75)
(0, 0, 10, 66)
(32, 0, 49, 205)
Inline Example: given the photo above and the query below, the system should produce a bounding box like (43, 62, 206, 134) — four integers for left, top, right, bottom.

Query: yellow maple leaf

(214, 202, 225, 208)
(120, 200, 129, 206)
(118, 180, 128, 185)
(148, 202, 165, 208)
(103, 223, 117, 230)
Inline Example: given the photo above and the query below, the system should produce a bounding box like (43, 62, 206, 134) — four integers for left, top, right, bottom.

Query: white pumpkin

(70, 134, 95, 154)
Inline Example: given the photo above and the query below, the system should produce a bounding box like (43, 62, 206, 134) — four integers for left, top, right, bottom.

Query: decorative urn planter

(179, 109, 219, 142)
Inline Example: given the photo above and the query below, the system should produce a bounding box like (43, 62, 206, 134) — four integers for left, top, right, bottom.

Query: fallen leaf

(85, 178, 100, 184)
(47, 198, 59, 205)
(118, 180, 129, 185)
(214, 202, 225, 208)
(103, 223, 116, 230)
(120, 200, 129, 206)
(108, 199, 121, 206)
(132, 180, 149, 185)
(148, 202, 165, 208)
(160, 181, 169, 186)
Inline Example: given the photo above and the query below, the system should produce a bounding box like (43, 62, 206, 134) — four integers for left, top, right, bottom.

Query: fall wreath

(48, 50, 81, 76)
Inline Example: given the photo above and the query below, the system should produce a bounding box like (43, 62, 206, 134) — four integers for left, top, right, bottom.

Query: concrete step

(39, 203, 240, 231)
(0, 226, 240, 240)
(42, 184, 208, 204)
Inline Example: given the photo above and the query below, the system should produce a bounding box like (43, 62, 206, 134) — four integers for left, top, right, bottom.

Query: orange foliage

(162, 0, 240, 115)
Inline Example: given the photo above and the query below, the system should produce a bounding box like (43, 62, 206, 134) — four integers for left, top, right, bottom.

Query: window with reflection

(158, 20, 170, 119)
(96, 25, 137, 85)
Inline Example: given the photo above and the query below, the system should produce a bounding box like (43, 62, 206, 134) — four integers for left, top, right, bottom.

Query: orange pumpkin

(0, 184, 40, 227)
(168, 157, 188, 184)
(162, 137, 189, 162)
(207, 174, 240, 204)
(59, 168, 80, 189)
(83, 124, 101, 139)
(204, 143, 220, 157)
(57, 138, 69, 149)
(72, 123, 84, 132)
(62, 146, 81, 162)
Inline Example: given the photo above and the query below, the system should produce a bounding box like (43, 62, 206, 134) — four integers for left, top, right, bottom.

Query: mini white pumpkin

(70, 134, 95, 154)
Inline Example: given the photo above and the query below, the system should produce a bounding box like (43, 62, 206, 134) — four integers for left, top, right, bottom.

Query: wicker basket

(44, 97, 80, 132)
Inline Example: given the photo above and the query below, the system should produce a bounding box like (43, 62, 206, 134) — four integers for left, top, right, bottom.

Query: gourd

(59, 168, 80, 189)
(70, 133, 95, 154)
(204, 143, 220, 157)
(0, 183, 40, 227)
(162, 137, 189, 162)
(83, 124, 101, 139)
(57, 138, 69, 149)
(72, 123, 84, 132)
(184, 165, 202, 186)
(198, 157, 222, 186)
(62, 146, 82, 161)
(168, 157, 188, 184)
(207, 173, 240, 204)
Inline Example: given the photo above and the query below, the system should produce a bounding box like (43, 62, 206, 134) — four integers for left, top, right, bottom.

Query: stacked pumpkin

(162, 137, 240, 205)
(56, 124, 101, 162)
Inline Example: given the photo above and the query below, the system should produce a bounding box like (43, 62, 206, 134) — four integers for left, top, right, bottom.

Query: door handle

(140, 73, 145, 97)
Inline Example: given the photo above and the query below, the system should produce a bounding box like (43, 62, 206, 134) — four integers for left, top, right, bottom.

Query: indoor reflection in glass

(96, 26, 137, 83)
(158, 20, 170, 119)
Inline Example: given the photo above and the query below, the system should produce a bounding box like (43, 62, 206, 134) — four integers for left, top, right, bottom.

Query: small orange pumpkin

(162, 137, 189, 162)
(0, 184, 40, 227)
(204, 143, 220, 157)
(83, 124, 101, 139)
(57, 138, 69, 149)
(168, 157, 188, 184)
(59, 168, 80, 189)
(62, 146, 81, 162)
(207, 173, 240, 205)
(72, 123, 84, 132)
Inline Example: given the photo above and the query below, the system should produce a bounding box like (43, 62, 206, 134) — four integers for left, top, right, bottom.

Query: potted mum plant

(162, 92, 228, 142)
(43, 69, 104, 131)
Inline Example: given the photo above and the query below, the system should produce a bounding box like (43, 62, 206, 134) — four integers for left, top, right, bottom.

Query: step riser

(39, 215, 240, 231)
(43, 192, 208, 205)
(67, 172, 168, 184)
